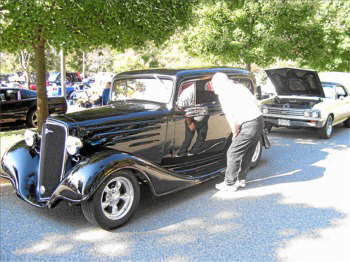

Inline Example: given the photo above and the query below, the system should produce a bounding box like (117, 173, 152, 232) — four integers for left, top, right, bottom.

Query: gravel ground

(0, 126, 349, 262)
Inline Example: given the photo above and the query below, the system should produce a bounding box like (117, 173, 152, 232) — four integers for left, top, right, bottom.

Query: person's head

(211, 72, 231, 95)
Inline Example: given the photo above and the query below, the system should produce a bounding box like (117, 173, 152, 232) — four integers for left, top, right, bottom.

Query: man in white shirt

(211, 72, 263, 191)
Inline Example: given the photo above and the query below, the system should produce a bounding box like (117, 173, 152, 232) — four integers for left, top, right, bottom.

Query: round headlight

(66, 136, 83, 155)
(24, 130, 37, 147)
(312, 110, 320, 118)
(262, 107, 269, 114)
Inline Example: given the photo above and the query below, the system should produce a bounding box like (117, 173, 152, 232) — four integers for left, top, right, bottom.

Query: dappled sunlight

(277, 217, 350, 262)
(157, 218, 205, 232)
(73, 228, 113, 242)
(164, 255, 190, 262)
(6, 191, 346, 261)
(214, 210, 239, 220)
(96, 241, 132, 257)
(207, 223, 240, 234)
(158, 233, 197, 245)
(15, 235, 74, 255)
(295, 138, 318, 145)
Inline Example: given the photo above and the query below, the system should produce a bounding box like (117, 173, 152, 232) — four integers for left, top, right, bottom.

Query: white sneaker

(238, 180, 246, 188)
(215, 181, 239, 192)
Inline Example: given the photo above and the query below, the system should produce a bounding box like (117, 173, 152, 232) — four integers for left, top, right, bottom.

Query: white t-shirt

(217, 83, 262, 128)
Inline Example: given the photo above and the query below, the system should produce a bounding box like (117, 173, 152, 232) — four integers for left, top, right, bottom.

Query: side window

(0, 91, 6, 102)
(232, 78, 254, 94)
(195, 79, 218, 105)
(177, 79, 218, 108)
(177, 81, 195, 108)
(21, 90, 36, 99)
(335, 86, 347, 98)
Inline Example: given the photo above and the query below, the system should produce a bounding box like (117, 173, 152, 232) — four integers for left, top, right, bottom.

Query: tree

(183, 0, 328, 71)
(0, 0, 195, 130)
(18, 50, 32, 89)
(300, 0, 350, 71)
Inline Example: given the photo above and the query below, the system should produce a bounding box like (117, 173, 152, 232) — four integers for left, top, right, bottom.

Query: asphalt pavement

(1, 126, 349, 262)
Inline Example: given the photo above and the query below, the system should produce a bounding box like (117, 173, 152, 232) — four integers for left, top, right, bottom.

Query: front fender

(51, 149, 197, 205)
(1, 140, 43, 206)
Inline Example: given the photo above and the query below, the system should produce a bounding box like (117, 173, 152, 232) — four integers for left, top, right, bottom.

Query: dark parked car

(1, 68, 269, 230)
(0, 88, 67, 128)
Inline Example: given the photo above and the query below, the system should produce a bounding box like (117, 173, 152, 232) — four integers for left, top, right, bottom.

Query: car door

(170, 78, 230, 164)
(334, 85, 350, 121)
(0, 89, 26, 124)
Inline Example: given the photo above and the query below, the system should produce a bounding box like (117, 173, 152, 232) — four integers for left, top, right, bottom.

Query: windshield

(111, 77, 173, 103)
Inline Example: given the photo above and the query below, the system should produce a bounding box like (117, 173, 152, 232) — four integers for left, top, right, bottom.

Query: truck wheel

(81, 170, 140, 230)
(343, 117, 350, 128)
(319, 115, 333, 139)
(26, 108, 38, 128)
(250, 139, 262, 168)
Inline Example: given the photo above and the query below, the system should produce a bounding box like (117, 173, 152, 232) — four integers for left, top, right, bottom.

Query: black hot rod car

(1, 68, 268, 230)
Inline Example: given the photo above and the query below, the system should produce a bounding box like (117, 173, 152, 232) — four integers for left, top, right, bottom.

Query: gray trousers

(225, 116, 263, 185)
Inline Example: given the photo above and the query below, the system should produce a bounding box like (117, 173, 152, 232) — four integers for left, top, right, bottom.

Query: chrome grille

(38, 121, 67, 199)
(267, 108, 305, 116)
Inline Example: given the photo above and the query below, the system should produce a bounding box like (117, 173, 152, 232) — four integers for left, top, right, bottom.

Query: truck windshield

(111, 77, 173, 103)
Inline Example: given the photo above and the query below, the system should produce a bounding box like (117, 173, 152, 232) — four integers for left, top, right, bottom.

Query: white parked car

(260, 68, 350, 138)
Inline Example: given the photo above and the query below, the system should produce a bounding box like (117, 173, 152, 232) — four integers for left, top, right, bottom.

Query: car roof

(115, 67, 250, 80)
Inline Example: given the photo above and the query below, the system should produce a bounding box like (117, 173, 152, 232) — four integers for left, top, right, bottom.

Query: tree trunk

(246, 63, 251, 71)
(24, 70, 31, 89)
(33, 40, 48, 132)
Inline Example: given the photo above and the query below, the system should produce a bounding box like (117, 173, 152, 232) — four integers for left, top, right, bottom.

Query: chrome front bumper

(263, 114, 325, 128)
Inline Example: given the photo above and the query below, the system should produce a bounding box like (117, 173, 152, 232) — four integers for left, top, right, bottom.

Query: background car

(261, 68, 350, 138)
(0, 88, 67, 128)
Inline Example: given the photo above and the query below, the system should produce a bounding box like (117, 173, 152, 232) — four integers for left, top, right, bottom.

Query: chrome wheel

(32, 111, 38, 127)
(326, 117, 333, 137)
(100, 177, 134, 220)
(251, 140, 261, 163)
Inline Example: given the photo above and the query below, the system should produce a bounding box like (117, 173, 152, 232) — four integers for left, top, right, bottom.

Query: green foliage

(0, 0, 196, 52)
(301, 0, 350, 71)
(0, 0, 196, 129)
(184, 0, 349, 71)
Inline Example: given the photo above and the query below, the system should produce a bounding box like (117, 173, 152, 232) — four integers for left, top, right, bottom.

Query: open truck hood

(265, 68, 325, 97)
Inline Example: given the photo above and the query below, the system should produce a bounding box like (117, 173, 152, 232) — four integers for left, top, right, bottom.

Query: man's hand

(232, 123, 241, 137)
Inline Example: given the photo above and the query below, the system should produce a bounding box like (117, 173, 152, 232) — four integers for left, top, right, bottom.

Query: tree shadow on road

(1, 124, 348, 261)
(1, 180, 346, 261)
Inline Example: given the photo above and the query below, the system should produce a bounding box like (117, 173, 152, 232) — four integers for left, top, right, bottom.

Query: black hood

(265, 68, 325, 97)
(51, 101, 169, 147)
(64, 101, 165, 124)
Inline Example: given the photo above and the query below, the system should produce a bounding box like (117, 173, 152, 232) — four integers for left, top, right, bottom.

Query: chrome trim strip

(263, 113, 322, 121)
(37, 119, 68, 201)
